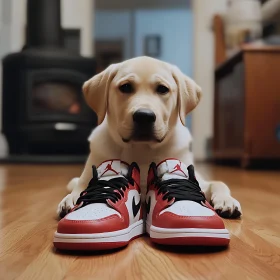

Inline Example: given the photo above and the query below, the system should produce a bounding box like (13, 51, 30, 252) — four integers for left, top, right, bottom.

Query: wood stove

(1, 0, 96, 163)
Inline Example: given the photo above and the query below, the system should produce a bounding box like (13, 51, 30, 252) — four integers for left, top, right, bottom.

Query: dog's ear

(172, 66, 202, 125)
(83, 64, 119, 125)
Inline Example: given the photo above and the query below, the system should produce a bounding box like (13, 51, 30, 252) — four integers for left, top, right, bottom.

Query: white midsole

(147, 222, 230, 239)
(54, 220, 144, 243)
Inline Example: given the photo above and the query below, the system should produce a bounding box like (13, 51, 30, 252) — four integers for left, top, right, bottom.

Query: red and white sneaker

(146, 159, 230, 246)
(53, 160, 144, 250)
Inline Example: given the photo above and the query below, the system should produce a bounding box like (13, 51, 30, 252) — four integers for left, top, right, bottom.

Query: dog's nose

(133, 109, 156, 125)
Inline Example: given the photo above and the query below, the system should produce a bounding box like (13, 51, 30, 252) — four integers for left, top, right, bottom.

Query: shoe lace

(152, 164, 206, 204)
(76, 165, 134, 206)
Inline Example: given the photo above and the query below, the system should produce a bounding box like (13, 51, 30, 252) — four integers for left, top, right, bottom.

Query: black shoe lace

(76, 163, 137, 207)
(151, 163, 206, 204)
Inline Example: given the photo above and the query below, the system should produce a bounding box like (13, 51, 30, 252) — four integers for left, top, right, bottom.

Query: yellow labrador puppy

(57, 56, 241, 219)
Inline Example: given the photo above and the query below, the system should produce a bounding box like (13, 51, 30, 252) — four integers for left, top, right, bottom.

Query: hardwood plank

(0, 163, 279, 280)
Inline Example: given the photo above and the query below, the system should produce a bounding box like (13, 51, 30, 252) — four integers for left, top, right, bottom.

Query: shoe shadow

(145, 238, 229, 254)
(52, 246, 125, 256)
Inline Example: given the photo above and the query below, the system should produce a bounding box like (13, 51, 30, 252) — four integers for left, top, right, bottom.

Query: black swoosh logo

(132, 196, 141, 217)
(146, 196, 151, 215)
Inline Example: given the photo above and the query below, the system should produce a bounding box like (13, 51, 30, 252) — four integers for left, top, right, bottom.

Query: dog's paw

(211, 195, 242, 219)
(57, 193, 79, 219)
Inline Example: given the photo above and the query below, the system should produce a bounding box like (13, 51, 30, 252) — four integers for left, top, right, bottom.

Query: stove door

(25, 69, 96, 124)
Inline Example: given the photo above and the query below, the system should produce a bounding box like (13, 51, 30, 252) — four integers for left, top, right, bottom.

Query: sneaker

(145, 159, 230, 246)
(53, 160, 144, 250)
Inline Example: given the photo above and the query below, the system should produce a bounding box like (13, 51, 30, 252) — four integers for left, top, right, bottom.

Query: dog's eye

(119, 83, 134, 94)
(156, 85, 169, 95)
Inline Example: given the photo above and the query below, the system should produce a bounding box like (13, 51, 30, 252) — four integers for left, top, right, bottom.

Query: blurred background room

(0, 1, 280, 279)
(0, 0, 279, 167)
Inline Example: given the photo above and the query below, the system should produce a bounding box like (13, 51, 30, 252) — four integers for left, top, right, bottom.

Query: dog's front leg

(57, 155, 95, 218)
(195, 172, 242, 219)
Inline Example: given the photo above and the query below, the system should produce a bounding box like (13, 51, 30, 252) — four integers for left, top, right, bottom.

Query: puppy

(57, 56, 241, 219)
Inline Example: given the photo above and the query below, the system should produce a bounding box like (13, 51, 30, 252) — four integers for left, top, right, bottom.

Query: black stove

(1, 0, 97, 163)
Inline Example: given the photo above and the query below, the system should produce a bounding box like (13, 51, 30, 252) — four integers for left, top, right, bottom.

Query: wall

(2, 0, 94, 56)
(95, 11, 132, 59)
(134, 8, 193, 128)
(61, 0, 94, 57)
(192, 0, 227, 160)
(134, 9, 193, 78)
(95, 8, 193, 70)
(0, 0, 15, 156)
(95, 8, 193, 128)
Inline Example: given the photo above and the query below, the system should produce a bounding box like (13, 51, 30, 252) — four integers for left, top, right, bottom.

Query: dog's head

(83, 56, 201, 146)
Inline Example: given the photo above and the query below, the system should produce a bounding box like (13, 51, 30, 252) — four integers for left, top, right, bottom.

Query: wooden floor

(0, 163, 280, 280)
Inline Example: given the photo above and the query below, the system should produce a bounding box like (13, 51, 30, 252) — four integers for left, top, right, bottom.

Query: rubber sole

(147, 223, 230, 246)
(53, 219, 144, 251)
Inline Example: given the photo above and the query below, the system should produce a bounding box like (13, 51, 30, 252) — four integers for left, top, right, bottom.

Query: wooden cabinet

(214, 44, 280, 167)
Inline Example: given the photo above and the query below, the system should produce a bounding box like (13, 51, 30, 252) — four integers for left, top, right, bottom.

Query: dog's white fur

(57, 56, 241, 218)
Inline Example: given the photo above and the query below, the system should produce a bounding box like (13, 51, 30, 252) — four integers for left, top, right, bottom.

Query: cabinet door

(214, 62, 245, 157)
(245, 52, 280, 158)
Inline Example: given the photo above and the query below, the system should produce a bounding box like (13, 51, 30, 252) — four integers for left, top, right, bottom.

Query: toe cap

(57, 214, 126, 234)
(153, 201, 226, 230)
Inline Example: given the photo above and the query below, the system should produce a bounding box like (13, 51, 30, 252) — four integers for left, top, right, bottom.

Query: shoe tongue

(97, 160, 128, 181)
(157, 159, 189, 181)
